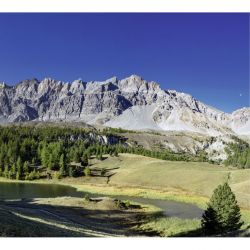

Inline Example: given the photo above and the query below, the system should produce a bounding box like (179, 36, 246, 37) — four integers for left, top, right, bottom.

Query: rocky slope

(0, 75, 249, 136)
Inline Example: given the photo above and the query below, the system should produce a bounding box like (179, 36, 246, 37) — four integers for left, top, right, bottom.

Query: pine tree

(47, 154, 53, 170)
(41, 146, 49, 168)
(73, 149, 81, 162)
(97, 153, 103, 161)
(245, 151, 250, 168)
(114, 149, 118, 157)
(81, 153, 88, 167)
(16, 156, 23, 179)
(59, 154, 66, 175)
(0, 151, 4, 167)
(9, 163, 16, 179)
(23, 161, 29, 174)
(4, 165, 9, 178)
(201, 206, 220, 235)
(16, 171, 20, 180)
(201, 182, 243, 235)
(68, 166, 73, 177)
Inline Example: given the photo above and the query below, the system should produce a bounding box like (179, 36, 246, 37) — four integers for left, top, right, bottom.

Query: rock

(0, 75, 249, 136)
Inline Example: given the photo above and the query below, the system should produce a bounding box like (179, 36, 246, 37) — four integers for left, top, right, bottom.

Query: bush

(25, 170, 40, 181)
(84, 167, 91, 176)
(101, 168, 106, 176)
(84, 194, 90, 202)
(68, 166, 82, 177)
(115, 199, 131, 209)
(53, 171, 62, 180)
(123, 200, 131, 209)
(81, 154, 88, 167)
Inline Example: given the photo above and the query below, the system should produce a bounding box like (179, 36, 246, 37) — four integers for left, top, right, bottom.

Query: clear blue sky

(0, 13, 249, 113)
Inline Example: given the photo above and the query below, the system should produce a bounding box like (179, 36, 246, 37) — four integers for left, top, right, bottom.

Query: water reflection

(0, 181, 203, 219)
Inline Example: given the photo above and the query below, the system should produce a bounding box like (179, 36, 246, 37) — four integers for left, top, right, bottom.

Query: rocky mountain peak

(118, 74, 160, 94)
(70, 79, 86, 94)
(0, 75, 249, 136)
(104, 76, 118, 84)
(0, 82, 10, 89)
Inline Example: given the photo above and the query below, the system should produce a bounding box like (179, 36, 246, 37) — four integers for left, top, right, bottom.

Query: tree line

(0, 125, 210, 181)
(224, 136, 250, 168)
(0, 126, 120, 180)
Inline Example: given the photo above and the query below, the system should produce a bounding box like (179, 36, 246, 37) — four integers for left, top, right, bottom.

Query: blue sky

(0, 13, 249, 113)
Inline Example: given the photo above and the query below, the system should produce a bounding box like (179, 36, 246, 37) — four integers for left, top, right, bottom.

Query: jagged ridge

(0, 75, 249, 135)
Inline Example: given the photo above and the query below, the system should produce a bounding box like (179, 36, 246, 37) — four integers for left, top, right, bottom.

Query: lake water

(0, 181, 203, 219)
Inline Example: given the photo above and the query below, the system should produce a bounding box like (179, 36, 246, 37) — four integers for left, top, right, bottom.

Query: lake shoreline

(0, 179, 204, 236)
(1, 177, 250, 236)
(0, 196, 160, 237)
(0, 176, 208, 208)
(2, 177, 250, 211)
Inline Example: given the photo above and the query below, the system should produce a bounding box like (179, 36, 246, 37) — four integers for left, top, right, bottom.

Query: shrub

(25, 170, 40, 181)
(124, 200, 131, 208)
(81, 154, 88, 167)
(101, 168, 106, 176)
(68, 166, 82, 177)
(84, 166, 91, 176)
(53, 171, 62, 180)
(84, 194, 90, 202)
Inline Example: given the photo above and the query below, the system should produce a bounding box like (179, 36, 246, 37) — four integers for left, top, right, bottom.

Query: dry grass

(87, 154, 250, 208)
(1, 153, 250, 236)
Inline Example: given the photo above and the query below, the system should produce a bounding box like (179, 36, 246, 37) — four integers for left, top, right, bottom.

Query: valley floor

(0, 197, 158, 237)
(1, 153, 250, 237)
(43, 153, 250, 208)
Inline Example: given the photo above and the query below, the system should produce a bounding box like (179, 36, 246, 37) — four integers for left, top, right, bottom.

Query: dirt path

(0, 197, 154, 237)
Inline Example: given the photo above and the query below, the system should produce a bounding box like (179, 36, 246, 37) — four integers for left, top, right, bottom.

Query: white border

(0, 0, 249, 12)
(0, 0, 249, 249)
(0, 238, 250, 250)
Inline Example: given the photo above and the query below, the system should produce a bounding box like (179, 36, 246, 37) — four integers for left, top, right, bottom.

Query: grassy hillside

(1, 153, 250, 237)
(88, 154, 250, 208)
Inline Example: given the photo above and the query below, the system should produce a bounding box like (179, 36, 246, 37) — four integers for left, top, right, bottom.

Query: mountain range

(0, 75, 249, 136)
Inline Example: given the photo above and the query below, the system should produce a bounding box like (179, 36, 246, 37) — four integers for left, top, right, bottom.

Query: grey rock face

(0, 75, 249, 135)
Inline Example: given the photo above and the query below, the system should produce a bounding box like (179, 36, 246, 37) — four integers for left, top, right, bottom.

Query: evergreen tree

(97, 153, 103, 161)
(73, 149, 81, 162)
(16, 156, 23, 179)
(31, 157, 36, 165)
(47, 154, 53, 170)
(201, 182, 243, 235)
(16, 171, 20, 180)
(101, 168, 106, 176)
(59, 154, 66, 175)
(23, 161, 29, 174)
(7, 147, 14, 164)
(0, 151, 4, 167)
(9, 163, 16, 179)
(4, 165, 9, 178)
(245, 152, 250, 168)
(41, 146, 49, 168)
(114, 149, 118, 157)
(68, 166, 73, 177)
(81, 153, 88, 167)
